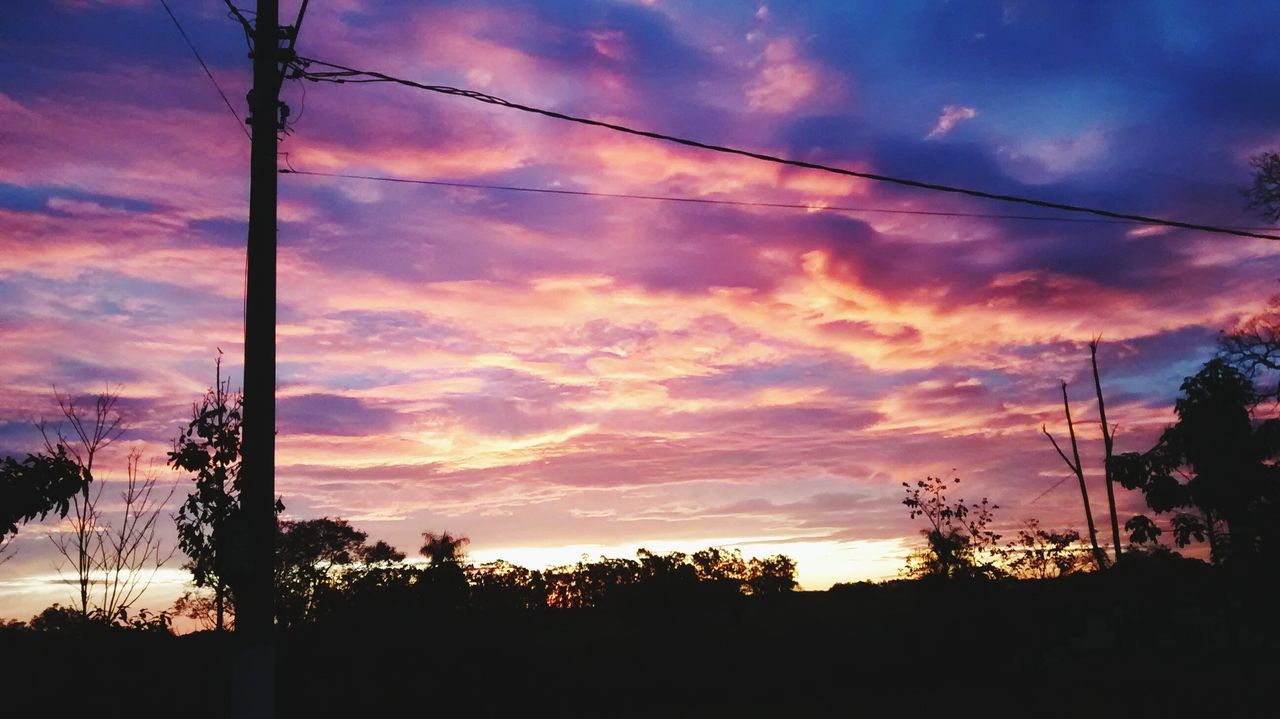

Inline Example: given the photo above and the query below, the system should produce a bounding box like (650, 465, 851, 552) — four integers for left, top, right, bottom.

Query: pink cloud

(996, 128, 1110, 183)
(746, 39, 823, 114)
(925, 104, 978, 140)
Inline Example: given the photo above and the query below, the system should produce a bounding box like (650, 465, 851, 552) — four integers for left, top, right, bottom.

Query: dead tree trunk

(1043, 381, 1108, 571)
(1089, 339, 1123, 562)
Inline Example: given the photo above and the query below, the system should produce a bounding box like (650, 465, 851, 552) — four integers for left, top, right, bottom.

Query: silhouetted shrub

(902, 475, 1002, 579)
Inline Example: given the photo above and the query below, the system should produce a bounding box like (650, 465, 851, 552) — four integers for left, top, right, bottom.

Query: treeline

(10, 518, 798, 633)
(254, 519, 797, 629)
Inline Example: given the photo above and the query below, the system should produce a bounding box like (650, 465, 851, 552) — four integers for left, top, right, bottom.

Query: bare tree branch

(92, 449, 178, 619)
(1043, 381, 1107, 571)
(1042, 425, 1078, 473)
(1221, 294, 1280, 404)
(38, 386, 130, 616)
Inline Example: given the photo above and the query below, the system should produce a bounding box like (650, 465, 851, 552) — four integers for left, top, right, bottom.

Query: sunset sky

(3, 0, 1279, 618)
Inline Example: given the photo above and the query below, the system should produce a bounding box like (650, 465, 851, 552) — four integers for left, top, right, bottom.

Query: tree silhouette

(746, 555, 798, 594)
(999, 519, 1090, 579)
(40, 388, 126, 616)
(468, 560, 547, 610)
(1111, 359, 1280, 566)
(172, 587, 234, 631)
(690, 547, 749, 597)
(1221, 296, 1280, 403)
(0, 445, 87, 564)
(418, 530, 470, 609)
(168, 359, 255, 631)
(7, 391, 173, 621)
(276, 517, 369, 627)
(359, 540, 405, 565)
(323, 539, 412, 621)
(1244, 151, 1280, 222)
(901, 475, 1002, 580)
(419, 531, 469, 566)
(0, 446, 87, 540)
(88, 448, 176, 620)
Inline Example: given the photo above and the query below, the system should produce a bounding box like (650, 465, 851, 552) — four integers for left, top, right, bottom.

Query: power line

(1025, 475, 1074, 507)
(289, 55, 1280, 242)
(282, 167, 1280, 231)
(159, 0, 250, 140)
(159, 0, 252, 343)
(285, 0, 309, 53)
(276, 0, 310, 96)
(223, 0, 254, 37)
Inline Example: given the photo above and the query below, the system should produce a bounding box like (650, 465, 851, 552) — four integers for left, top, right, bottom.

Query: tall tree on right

(168, 359, 246, 632)
(1110, 359, 1280, 567)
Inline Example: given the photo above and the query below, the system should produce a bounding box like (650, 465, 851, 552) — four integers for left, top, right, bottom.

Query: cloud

(996, 128, 1110, 183)
(277, 394, 404, 437)
(925, 105, 978, 140)
(746, 39, 824, 114)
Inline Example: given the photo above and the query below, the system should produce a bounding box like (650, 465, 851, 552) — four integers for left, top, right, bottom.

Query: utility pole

(238, 0, 281, 716)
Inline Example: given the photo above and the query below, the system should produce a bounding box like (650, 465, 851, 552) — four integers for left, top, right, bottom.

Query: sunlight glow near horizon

(2, 1, 1279, 620)
(0, 539, 904, 626)
(467, 537, 910, 590)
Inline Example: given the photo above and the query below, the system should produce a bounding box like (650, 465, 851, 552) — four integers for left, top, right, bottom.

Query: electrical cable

(159, 0, 250, 140)
(1025, 475, 1074, 507)
(288, 56, 1280, 241)
(280, 168, 1280, 232)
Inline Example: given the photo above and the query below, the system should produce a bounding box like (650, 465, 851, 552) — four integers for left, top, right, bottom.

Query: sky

(2, 0, 1280, 619)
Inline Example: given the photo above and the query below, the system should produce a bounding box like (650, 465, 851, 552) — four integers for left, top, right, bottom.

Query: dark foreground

(4, 563, 1277, 717)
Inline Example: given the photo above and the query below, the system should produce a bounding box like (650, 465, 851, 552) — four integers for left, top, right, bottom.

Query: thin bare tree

(1042, 381, 1107, 570)
(1089, 338, 1123, 562)
(91, 449, 177, 620)
(41, 387, 126, 616)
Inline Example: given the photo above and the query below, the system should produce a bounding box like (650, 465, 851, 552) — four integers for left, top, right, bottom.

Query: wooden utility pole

(238, 0, 280, 715)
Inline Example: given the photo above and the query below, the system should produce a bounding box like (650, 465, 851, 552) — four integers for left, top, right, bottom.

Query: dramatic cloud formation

(2, 0, 1279, 618)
